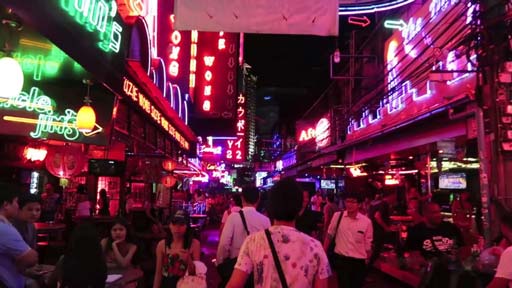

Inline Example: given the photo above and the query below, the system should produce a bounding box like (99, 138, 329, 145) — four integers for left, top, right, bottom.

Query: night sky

(244, 33, 335, 123)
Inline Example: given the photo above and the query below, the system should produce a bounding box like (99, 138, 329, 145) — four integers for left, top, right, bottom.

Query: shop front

(0, 1, 198, 220)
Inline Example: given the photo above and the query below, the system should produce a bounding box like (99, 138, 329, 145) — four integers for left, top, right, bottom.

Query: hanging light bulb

(0, 13, 24, 100)
(0, 56, 23, 99)
(76, 80, 96, 133)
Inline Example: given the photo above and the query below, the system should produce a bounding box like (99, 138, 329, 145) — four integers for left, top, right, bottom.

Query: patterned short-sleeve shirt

(235, 225, 331, 288)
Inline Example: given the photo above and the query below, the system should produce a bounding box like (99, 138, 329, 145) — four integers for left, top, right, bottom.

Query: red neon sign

(297, 117, 331, 148)
(189, 30, 198, 100)
(123, 77, 189, 150)
(193, 31, 238, 118)
(348, 16, 371, 27)
(168, 15, 182, 78)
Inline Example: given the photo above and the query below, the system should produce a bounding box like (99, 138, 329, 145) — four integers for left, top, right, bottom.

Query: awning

(344, 119, 467, 163)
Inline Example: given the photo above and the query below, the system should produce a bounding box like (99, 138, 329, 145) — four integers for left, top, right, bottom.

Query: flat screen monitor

(439, 173, 467, 189)
(321, 179, 336, 189)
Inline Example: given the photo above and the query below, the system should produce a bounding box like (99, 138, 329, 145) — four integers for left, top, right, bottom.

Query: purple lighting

(338, 0, 415, 15)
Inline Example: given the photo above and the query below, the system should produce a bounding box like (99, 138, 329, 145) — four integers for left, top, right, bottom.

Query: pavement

(199, 225, 412, 288)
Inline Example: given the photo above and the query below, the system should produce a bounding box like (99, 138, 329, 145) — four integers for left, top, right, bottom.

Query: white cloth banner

(174, 0, 339, 36)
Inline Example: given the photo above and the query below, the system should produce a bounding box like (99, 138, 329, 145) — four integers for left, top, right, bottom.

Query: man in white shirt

(217, 186, 270, 286)
(324, 192, 373, 288)
(488, 213, 512, 288)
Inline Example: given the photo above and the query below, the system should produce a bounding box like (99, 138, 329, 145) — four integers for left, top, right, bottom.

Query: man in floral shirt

(227, 178, 331, 288)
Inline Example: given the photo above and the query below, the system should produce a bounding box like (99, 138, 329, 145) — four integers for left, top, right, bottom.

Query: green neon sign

(0, 86, 80, 141)
(59, 0, 123, 53)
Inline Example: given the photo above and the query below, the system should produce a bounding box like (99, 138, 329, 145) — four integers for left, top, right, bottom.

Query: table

(34, 222, 66, 241)
(106, 268, 144, 288)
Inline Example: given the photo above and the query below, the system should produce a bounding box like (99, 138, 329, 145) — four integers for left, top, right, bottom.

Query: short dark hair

(267, 178, 302, 221)
(327, 193, 335, 203)
(501, 213, 512, 230)
(242, 185, 260, 204)
(344, 192, 362, 203)
(18, 193, 41, 208)
(232, 193, 243, 207)
(0, 182, 20, 207)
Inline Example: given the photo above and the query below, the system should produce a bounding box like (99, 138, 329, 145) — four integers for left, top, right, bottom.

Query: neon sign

(59, 0, 123, 53)
(0, 87, 81, 140)
(347, 0, 475, 137)
(202, 55, 215, 111)
(348, 16, 371, 27)
(297, 117, 331, 148)
(122, 77, 190, 150)
(189, 30, 198, 98)
(226, 93, 246, 162)
(338, 0, 415, 15)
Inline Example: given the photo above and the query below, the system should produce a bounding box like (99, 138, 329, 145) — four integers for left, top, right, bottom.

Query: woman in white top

(75, 185, 91, 217)
(220, 194, 243, 233)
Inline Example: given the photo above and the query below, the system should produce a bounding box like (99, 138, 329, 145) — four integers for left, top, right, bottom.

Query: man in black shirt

(296, 191, 321, 237)
(369, 190, 397, 265)
(406, 202, 464, 288)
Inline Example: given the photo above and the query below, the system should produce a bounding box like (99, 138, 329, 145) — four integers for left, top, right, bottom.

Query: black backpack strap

(333, 211, 343, 239)
(264, 229, 289, 288)
(239, 210, 250, 235)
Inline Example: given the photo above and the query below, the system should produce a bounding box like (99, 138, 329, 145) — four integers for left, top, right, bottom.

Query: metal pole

(426, 154, 431, 196)
(475, 106, 492, 243)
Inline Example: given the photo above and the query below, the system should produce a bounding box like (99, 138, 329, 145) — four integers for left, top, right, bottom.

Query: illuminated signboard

(122, 77, 190, 150)
(338, 0, 414, 15)
(0, 28, 114, 144)
(59, 0, 124, 53)
(296, 116, 331, 150)
(226, 93, 246, 162)
(346, 0, 476, 140)
(193, 32, 239, 118)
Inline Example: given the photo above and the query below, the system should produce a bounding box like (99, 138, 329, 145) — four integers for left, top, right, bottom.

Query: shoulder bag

(327, 212, 343, 266)
(265, 229, 289, 288)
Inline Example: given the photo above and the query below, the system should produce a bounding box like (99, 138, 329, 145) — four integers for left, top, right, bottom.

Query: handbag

(177, 261, 208, 288)
(217, 210, 251, 282)
(265, 229, 289, 288)
(327, 212, 343, 266)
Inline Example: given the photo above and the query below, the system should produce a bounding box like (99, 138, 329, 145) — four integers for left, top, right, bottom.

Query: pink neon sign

(346, 0, 477, 139)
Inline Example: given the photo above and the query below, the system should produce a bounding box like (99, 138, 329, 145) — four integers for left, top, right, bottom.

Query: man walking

(324, 193, 373, 288)
(217, 186, 270, 286)
(227, 178, 331, 288)
(0, 183, 38, 288)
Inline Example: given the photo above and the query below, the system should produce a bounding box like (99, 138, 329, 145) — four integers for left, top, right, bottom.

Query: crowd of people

(3, 178, 512, 288)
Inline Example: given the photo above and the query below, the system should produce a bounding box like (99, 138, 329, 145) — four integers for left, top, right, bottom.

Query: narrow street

(200, 225, 411, 288)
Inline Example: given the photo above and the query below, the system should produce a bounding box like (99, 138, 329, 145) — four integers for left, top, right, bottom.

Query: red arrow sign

(348, 16, 371, 27)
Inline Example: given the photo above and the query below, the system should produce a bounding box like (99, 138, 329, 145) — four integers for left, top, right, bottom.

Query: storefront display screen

(439, 173, 467, 190)
(321, 179, 336, 189)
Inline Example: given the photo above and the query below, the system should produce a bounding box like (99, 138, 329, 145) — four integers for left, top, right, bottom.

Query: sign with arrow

(348, 16, 371, 27)
(384, 19, 407, 31)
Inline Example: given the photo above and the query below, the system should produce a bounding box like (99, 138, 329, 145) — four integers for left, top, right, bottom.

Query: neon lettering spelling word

(59, 0, 123, 53)
(298, 117, 331, 148)
(0, 87, 81, 141)
(122, 77, 190, 150)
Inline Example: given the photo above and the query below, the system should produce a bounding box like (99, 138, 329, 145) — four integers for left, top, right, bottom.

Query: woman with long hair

(153, 210, 200, 288)
(46, 223, 107, 288)
(98, 189, 110, 216)
(100, 217, 138, 270)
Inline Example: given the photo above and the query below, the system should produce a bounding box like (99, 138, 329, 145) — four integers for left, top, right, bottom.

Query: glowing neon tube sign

(122, 77, 190, 150)
(59, 0, 123, 53)
(0, 87, 81, 141)
(347, 0, 476, 136)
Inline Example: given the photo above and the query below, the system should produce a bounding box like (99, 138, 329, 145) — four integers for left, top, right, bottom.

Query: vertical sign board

(193, 32, 239, 119)
(158, 0, 192, 102)
(225, 94, 245, 162)
(346, 0, 477, 141)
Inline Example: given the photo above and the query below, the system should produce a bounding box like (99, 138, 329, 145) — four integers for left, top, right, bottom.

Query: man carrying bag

(216, 187, 270, 287)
